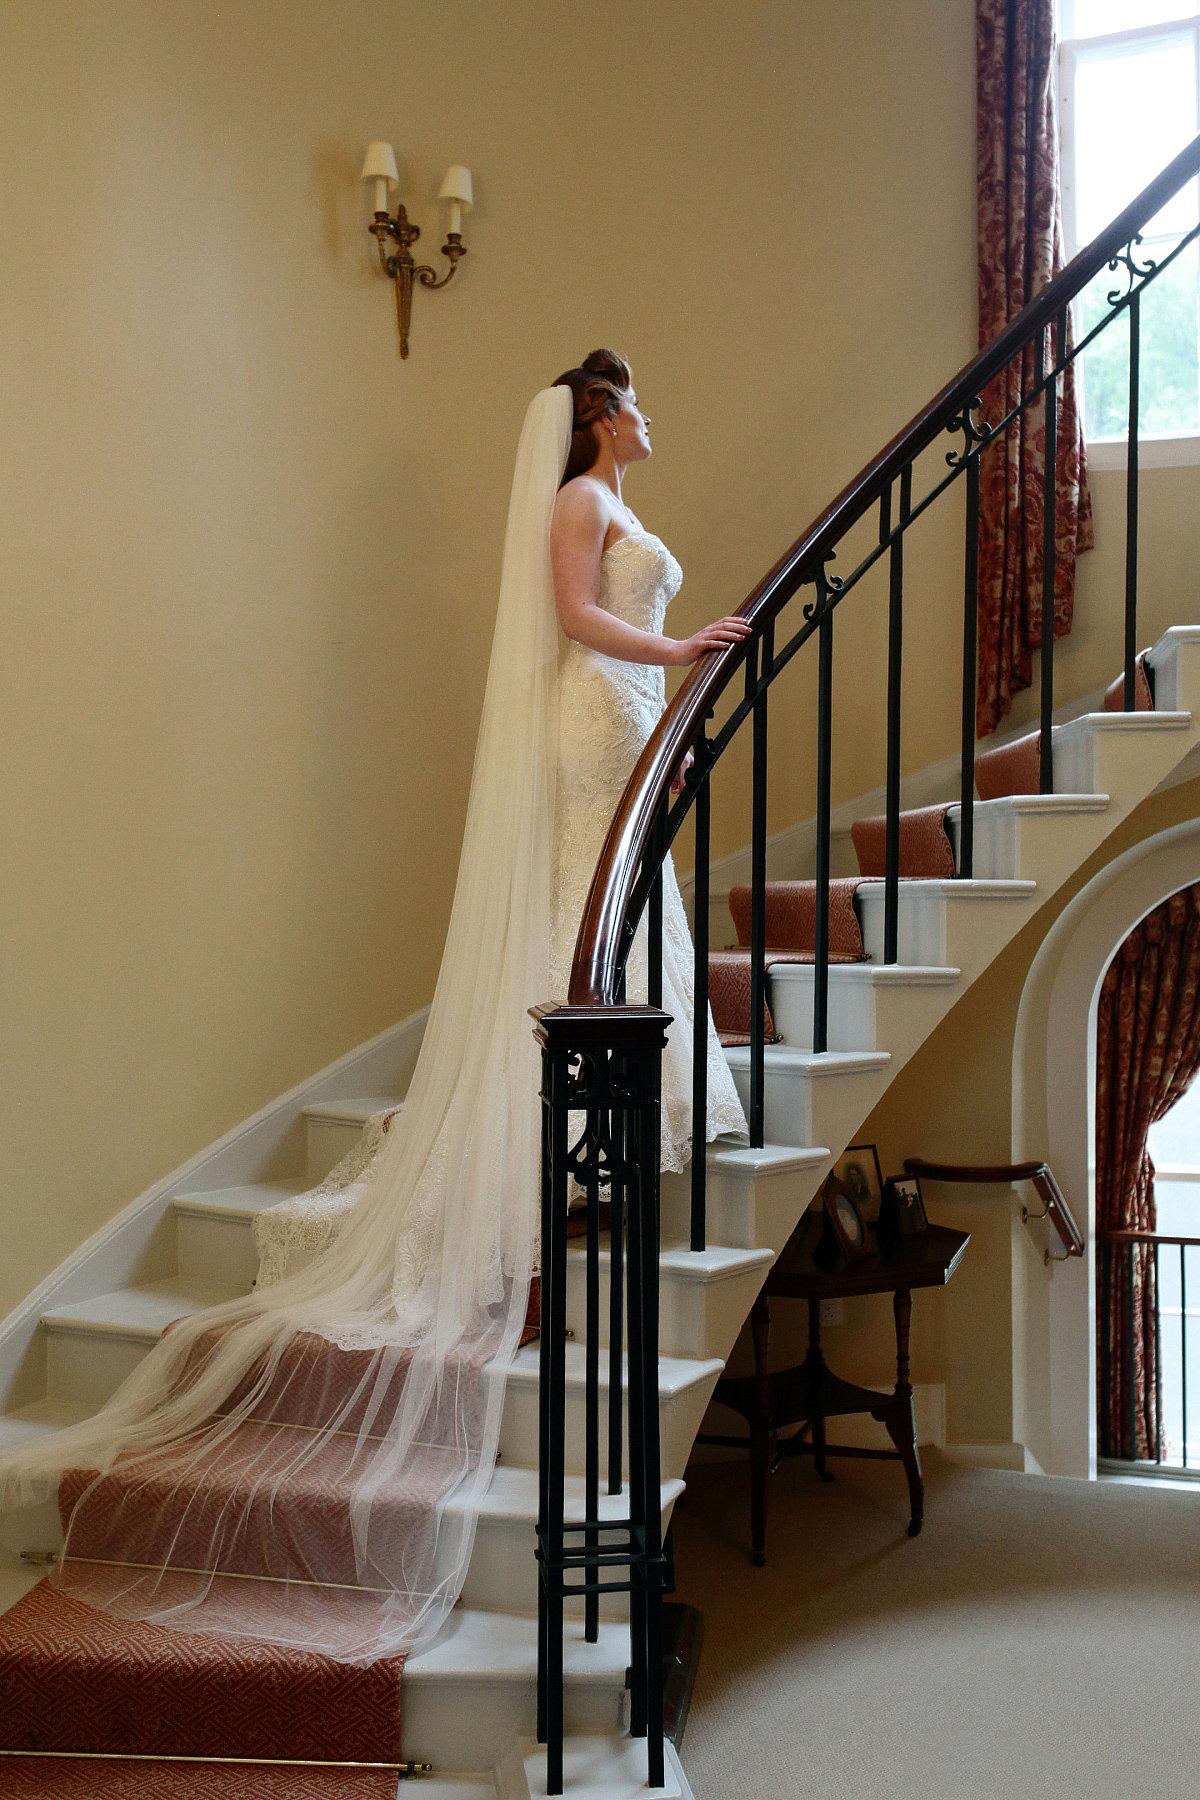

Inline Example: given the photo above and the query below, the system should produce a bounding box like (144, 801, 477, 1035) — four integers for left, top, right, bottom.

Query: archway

(1012, 819, 1200, 1477)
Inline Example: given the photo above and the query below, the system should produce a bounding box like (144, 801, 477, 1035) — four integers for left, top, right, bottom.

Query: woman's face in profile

(608, 390, 652, 463)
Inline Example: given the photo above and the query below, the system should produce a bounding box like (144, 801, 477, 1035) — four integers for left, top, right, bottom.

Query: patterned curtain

(975, 0, 1093, 739)
(1095, 887, 1200, 1459)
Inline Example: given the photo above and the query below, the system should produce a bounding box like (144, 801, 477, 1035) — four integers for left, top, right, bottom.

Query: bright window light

(1060, 1, 1200, 441)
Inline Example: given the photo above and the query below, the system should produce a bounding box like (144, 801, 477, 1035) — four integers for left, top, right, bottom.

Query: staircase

(0, 625, 1197, 1796)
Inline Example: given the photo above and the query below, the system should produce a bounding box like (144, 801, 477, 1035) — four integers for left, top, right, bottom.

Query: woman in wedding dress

(0, 353, 747, 1665)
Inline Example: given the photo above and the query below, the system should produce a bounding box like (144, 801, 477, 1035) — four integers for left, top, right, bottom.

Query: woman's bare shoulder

(553, 474, 615, 535)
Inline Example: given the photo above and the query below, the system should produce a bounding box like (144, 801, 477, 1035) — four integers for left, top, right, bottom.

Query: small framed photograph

(820, 1172, 873, 1263)
(831, 1143, 884, 1225)
(881, 1174, 929, 1242)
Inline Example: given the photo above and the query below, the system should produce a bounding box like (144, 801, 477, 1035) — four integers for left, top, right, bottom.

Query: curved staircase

(1, 626, 1197, 1796)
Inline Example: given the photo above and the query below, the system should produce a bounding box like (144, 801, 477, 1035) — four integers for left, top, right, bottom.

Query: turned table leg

(885, 1286, 923, 1537)
(806, 1297, 834, 1484)
(750, 1294, 772, 1566)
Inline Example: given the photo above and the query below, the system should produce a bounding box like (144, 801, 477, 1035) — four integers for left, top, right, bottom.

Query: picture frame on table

(819, 1172, 874, 1265)
(879, 1173, 929, 1246)
(831, 1142, 885, 1225)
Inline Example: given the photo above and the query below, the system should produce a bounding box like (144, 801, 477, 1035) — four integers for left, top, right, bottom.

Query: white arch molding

(1012, 818, 1200, 1477)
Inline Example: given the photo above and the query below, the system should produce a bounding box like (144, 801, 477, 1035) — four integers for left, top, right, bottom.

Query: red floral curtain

(976, 0, 1093, 739)
(1095, 887, 1200, 1460)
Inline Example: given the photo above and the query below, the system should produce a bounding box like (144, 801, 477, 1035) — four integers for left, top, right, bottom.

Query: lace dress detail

(252, 1105, 403, 1291)
(551, 530, 747, 1170)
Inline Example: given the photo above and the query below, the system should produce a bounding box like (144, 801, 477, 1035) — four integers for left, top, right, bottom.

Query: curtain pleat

(975, 0, 1093, 739)
(1095, 886, 1200, 1460)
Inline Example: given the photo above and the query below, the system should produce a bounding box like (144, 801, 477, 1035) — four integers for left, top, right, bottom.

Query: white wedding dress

(0, 390, 743, 1668)
(551, 527, 746, 1167)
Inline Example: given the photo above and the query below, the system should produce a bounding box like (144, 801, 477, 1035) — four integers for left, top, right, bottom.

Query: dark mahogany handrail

(567, 129, 1200, 1009)
(1099, 1230, 1200, 1247)
(906, 1157, 1084, 1260)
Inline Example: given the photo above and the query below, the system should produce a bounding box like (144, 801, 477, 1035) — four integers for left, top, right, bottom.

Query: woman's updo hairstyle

(553, 348, 633, 487)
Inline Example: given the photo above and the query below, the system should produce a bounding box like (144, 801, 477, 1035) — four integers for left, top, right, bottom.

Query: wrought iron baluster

(608, 1120, 624, 1496)
(636, 1074, 665, 1789)
(538, 1037, 570, 1792)
(690, 739, 711, 1251)
(584, 1126, 601, 1643)
(1183, 1244, 1189, 1470)
(1125, 288, 1141, 710)
(648, 809, 664, 1012)
(960, 445, 980, 880)
(1038, 320, 1060, 795)
(884, 466, 911, 960)
(749, 632, 769, 1147)
(1155, 1239, 1162, 1463)
(1100, 1241, 1111, 1459)
(814, 591, 834, 1054)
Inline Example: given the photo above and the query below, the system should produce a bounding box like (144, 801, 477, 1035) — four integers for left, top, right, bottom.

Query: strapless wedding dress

(251, 529, 744, 1286)
(551, 529, 747, 1170)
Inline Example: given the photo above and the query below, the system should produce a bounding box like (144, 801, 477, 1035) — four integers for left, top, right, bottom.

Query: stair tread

(1059, 708, 1190, 731)
(503, 1343, 722, 1396)
(303, 1096, 401, 1124)
(405, 1605, 628, 1683)
(0, 1407, 679, 1524)
(855, 877, 1036, 896)
(172, 1180, 310, 1219)
(723, 1045, 890, 1074)
(948, 793, 1111, 815)
(765, 961, 961, 985)
(568, 1241, 773, 1283)
(41, 1276, 242, 1337)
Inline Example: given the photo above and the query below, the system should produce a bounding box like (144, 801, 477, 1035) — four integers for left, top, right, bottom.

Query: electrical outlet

(819, 1299, 842, 1327)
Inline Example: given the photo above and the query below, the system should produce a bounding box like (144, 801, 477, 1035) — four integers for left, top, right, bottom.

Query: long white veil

(0, 385, 574, 1662)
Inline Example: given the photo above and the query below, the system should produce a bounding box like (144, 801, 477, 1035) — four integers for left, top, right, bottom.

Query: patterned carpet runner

(0, 1579, 403, 1797)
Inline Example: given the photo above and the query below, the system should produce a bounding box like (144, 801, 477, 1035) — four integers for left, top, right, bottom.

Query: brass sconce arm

(362, 148, 472, 360)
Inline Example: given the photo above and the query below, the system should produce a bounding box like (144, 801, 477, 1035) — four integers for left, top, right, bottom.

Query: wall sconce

(361, 142, 473, 359)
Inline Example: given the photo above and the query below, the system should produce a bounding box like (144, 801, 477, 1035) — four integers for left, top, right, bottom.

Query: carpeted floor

(671, 1449, 1200, 1800)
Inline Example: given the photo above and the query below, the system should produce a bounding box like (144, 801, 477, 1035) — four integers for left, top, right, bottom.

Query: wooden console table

(698, 1212, 969, 1564)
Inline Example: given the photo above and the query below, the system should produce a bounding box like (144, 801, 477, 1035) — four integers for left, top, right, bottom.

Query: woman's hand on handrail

(664, 618, 753, 666)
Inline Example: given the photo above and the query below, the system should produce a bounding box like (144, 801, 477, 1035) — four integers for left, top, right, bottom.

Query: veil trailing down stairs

(3, 136, 1200, 1799)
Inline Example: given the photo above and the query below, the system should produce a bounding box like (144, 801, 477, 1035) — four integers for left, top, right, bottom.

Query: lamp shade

(360, 141, 399, 187)
(437, 165, 474, 211)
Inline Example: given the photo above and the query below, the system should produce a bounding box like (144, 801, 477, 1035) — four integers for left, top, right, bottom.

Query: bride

(0, 352, 748, 1664)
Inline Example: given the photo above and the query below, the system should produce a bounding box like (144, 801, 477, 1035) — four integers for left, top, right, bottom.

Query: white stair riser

(38, 1319, 714, 1492)
(1146, 628, 1200, 713)
(44, 1329, 151, 1411)
(564, 1256, 768, 1363)
(307, 1116, 363, 1181)
(175, 1213, 259, 1292)
(767, 966, 961, 1055)
(725, 1057, 890, 1153)
(404, 1671, 627, 1771)
(1053, 712, 1191, 797)
(660, 1157, 824, 1253)
(946, 801, 1111, 885)
(498, 1370, 719, 1484)
(452, 1493, 679, 1621)
(856, 885, 1034, 971)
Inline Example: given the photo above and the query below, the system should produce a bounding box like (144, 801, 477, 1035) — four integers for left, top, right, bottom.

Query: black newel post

(531, 1001, 671, 1795)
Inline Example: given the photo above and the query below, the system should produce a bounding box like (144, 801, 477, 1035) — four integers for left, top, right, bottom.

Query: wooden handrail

(905, 1157, 1085, 1260)
(1099, 1231, 1200, 1248)
(567, 131, 1200, 1008)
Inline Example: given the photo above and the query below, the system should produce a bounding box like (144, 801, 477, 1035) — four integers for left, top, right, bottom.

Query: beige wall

(0, 0, 980, 1318)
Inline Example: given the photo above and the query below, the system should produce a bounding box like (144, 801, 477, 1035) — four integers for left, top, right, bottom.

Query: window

(1059, 1, 1200, 459)
(1146, 1080, 1200, 1467)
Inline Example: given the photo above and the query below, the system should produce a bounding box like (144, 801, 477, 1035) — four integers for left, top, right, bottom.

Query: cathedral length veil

(0, 386, 575, 1663)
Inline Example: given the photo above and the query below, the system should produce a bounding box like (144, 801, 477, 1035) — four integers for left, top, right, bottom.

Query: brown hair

(552, 348, 633, 486)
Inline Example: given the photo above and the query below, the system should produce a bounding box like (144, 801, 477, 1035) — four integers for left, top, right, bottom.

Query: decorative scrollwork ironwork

(802, 549, 844, 622)
(1107, 234, 1157, 306)
(946, 394, 990, 467)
